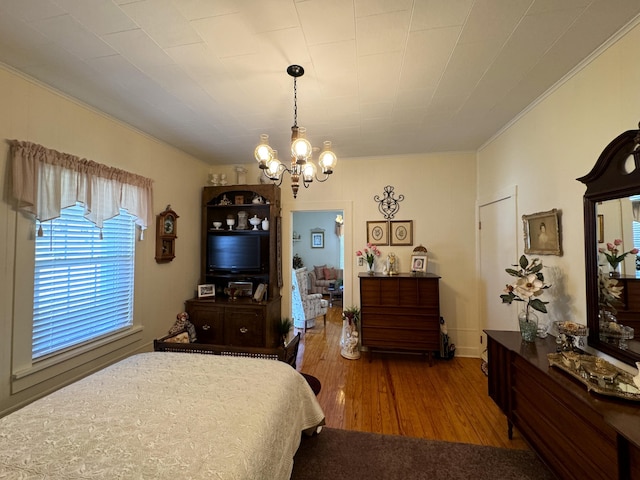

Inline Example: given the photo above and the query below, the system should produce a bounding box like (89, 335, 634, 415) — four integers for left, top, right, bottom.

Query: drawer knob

(202, 324, 211, 331)
(239, 327, 248, 334)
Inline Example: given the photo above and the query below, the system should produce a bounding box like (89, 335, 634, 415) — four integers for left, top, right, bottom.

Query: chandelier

(254, 65, 337, 198)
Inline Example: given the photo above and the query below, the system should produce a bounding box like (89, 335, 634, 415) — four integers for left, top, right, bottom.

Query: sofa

(308, 265, 343, 295)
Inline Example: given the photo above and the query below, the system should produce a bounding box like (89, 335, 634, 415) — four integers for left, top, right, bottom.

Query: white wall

(477, 19, 640, 369)
(0, 65, 208, 414)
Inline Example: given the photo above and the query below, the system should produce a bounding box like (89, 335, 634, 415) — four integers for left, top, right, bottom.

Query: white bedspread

(0, 352, 325, 479)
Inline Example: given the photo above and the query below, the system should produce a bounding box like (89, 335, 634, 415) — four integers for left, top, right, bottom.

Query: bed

(0, 352, 325, 479)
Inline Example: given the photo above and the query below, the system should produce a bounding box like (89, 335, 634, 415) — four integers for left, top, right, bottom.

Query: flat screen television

(207, 235, 264, 273)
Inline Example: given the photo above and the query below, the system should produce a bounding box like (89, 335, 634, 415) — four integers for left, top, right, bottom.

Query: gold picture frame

(390, 220, 413, 246)
(366, 221, 389, 245)
(523, 208, 562, 256)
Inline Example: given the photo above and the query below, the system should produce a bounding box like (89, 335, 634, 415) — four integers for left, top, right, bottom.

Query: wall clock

(155, 205, 178, 263)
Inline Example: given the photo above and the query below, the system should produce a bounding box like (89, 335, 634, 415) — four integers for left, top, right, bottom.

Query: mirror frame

(578, 124, 640, 366)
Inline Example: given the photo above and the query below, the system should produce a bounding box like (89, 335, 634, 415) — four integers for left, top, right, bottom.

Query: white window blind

(33, 204, 135, 360)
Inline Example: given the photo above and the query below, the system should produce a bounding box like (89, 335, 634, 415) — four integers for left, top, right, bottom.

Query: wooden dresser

(359, 273, 441, 361)
(486, 330, 640, 480)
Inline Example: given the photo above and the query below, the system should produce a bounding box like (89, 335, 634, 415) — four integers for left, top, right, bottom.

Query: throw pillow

(323, 267, 336, 280)
(314, 265, 326, 280)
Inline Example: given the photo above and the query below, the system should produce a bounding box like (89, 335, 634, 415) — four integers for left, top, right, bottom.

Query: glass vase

(518, 310, 539, 342)
(366, 261, 375, 275)
(609, 262, 621, 278)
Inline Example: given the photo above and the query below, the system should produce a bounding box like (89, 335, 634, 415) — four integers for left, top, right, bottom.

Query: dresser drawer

(361, 326, 439, 350)
(187, 306, 224, 344)
(361, 311, 439, 330)
(225, 307, 264, 347)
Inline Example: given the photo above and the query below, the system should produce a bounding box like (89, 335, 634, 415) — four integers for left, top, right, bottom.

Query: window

(33, 204, 135, 360)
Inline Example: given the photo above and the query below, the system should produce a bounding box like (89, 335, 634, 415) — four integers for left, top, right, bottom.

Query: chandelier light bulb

(318, 140, 337, 173)
(266, 150, 282, 179)
(301, 161, 317, 182)
(254, 134, 274, 168)
(291, 126, 312, 164)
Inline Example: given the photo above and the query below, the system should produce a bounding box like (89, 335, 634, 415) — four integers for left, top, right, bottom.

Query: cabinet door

(187, 305, 224, 344)
(225, 307, 264, 347)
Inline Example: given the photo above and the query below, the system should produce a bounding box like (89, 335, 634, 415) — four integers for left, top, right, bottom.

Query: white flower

(513, 274, 543, 298)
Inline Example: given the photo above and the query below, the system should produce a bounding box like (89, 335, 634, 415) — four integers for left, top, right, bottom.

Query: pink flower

(356, 250, 362, 256)
(632, 248, 639, 255)
(614, 239, 623, 246)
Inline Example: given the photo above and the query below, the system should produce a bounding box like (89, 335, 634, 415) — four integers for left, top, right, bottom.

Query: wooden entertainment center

(184, 184, 282, 349)
(485, 330, 640, 480)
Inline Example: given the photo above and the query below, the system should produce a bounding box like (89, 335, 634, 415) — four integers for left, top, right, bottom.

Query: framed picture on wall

(390, 220, 413, 246)
(311, 231, 324, 248)
(366, 221, 389, 245)
(523, 208, 562, 256)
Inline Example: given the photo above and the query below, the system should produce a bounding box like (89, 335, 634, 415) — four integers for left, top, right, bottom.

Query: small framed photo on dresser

(197, 284, 215, 298)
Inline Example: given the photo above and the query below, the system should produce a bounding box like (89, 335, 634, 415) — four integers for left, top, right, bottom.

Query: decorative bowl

(213, 221, 222, 229)
(249, 215, 261, 230)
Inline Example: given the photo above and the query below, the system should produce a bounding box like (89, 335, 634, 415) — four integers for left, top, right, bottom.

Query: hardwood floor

(295, 305, 530, 450)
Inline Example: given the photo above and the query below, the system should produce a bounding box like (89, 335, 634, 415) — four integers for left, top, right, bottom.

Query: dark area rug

(291, 427, 555, 480)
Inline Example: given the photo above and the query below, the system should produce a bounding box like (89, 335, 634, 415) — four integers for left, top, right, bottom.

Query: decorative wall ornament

(374, 185, 404, 219)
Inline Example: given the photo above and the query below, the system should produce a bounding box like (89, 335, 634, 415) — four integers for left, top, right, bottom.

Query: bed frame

(153, 332, 301, 368)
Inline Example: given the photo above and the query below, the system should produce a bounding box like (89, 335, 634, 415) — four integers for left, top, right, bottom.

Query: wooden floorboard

(295, 305, 530, 450)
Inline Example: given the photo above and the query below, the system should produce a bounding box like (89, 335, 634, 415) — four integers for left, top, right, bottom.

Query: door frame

(476, 185, 518, 356)
(282, 201, 354, 323)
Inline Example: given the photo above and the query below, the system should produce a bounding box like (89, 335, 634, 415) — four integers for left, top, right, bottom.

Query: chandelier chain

(293, 77, 298, 127)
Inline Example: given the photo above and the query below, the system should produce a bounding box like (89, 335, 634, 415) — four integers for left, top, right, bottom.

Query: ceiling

(0, 0, 639, 165)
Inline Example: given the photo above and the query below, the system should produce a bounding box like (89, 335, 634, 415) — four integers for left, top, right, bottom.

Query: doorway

(283, 201, 353, 330)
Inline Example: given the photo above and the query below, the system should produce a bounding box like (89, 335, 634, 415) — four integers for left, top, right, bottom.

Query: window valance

(10, 140, 153, 230)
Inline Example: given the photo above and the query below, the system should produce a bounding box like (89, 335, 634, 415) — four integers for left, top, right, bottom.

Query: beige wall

(477, 20, 640, 368)
(275, 151, 479, 356)
(0, 65, 209, 414)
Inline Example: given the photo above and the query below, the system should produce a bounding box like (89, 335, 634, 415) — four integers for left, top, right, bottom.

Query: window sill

(11, 326, 143, 393)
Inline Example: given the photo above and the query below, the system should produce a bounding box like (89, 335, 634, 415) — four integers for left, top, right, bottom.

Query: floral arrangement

(343, 305, 360, 326)
(598, 272, 623, 314)
(356, 243, 381, 268)
(500, 255, 551, 316)
(599, 239, 638, 270)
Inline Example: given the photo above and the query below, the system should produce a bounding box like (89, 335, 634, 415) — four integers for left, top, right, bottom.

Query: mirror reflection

(595, 196, 640, 355)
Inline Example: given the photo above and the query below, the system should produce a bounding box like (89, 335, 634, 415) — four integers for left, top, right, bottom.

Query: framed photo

(411, 254, 428, 273)
(234, 194, 244, 205)
(253, 283, 267, 302)
(197, 284, 215, 298)
(311, 231, 324, 248)
(390, 220, 413, 246)
(366, 221, 389, 245)
(523, 208, 562, 256)
(597, 214, 604, 244)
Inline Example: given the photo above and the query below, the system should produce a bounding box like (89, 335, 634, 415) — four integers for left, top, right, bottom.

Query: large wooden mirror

(578, 124, 640, 366)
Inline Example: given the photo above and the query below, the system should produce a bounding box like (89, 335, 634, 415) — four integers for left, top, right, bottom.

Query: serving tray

(548, 352, 640, 401)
